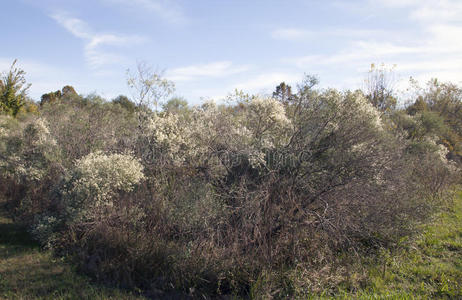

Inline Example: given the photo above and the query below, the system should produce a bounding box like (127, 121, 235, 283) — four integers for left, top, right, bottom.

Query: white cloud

(372, 0, 462, 23)
(177, 72, 302, 103)
(271, 28, 313, 40)
(51, 12, 147, 69)
(371, 0, 419, 8)
(286, 41, 420, 68)
(102, 0, 186, 24)
(233, 72, 300, 94)
(271, 27, 387, 41)
(284, 0, 462, 89)
(166, 61, 250, 81)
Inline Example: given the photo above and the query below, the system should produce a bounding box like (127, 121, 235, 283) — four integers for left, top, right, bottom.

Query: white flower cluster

(436, 143, 450, 162)
(350, 92, 383, 129)
(0, 117, 57, 182)
(139, 96, 293, 173)
(23, 118, 57, 147)
(30, 215, 59, 248)
(66, 151, 145, 221)
(245, 97, 292, 151)
(0, 115, 15, 139)
(0, 127, 6, 138)
(136, 96, 293, 174)
(323, 91, 384, 136)
(144, 112, 189, 164)
(72, 151, 145, 202)
(248, 97, 290, 127)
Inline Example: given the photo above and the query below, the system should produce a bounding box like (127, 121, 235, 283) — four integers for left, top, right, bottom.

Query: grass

(0, 199, 146, 300)
(344, 192, 462, 299)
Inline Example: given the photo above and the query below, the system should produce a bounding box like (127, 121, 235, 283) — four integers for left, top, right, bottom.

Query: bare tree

(126, 61, 175, 111)
(365, 63, 397, 113)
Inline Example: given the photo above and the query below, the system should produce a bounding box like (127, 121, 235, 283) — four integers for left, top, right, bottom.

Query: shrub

(0, 73, 459, 298)
(62, 151, 145, 225)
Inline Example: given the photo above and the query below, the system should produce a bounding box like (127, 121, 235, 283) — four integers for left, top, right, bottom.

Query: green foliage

(272, 81, 293, 103)
(400, 79, 462, 161)
(40, 93, 138, 165)
(112, 95, 136, 113)
(162, 96, 188, 113)
(0, 60, 31, 117)
(40, 85, 78, 106)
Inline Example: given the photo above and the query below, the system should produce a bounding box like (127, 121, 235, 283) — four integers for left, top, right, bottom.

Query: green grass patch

(345, 192, 462, 299)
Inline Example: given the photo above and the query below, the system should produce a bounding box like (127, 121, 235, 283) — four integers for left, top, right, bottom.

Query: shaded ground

(0, 199, 145, 300)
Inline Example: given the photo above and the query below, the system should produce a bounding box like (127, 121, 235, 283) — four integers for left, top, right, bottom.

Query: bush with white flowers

(64, 151, 145, 223)
(0, 117, 57, 182)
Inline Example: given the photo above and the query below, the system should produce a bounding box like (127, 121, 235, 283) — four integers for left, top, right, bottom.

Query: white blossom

(65, 151, 145, 221)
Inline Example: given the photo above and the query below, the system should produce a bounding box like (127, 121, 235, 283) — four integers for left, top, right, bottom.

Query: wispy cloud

(286, 41, 419, 68)
(283, 0, 462, 86)
(271, 28, 313, 41)
(102, 0, 186, 24)
(271, 27, 387, 41)
(51, 12, 147, 69)
(372, 0, 462, 22)
(180, 72, 302, 102)
(233, 72, 300, 94)
(166, 61, 250, 81)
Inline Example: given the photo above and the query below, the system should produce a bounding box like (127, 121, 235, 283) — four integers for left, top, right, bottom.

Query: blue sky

(1, 0, 461, 104)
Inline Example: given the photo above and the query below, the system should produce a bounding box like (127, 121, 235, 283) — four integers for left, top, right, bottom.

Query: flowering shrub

(63, 151, 145, 223)
(346, 90, 383, 129)
(0, 117, 57, 182)
(0, 74, 459, 298)
(140, 111, 189, 166)
(0, 115, 13, 138)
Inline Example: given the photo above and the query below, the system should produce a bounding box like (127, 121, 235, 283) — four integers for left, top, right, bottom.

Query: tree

(162, 97, 188, 113)
(365, 63, 397, 113)
(61, 85, 78, 98)
(126, 61, 175, 111)
(112, 95, 136, 113)
(0, 60, 31, 117)
(406, 78, 462, 161)
(273, 82, 293, 103)
(41, 86, 78, 106)
(40, 90, 62, 106)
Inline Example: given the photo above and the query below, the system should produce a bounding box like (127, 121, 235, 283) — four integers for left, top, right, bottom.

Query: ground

(0, 199, 145, 300)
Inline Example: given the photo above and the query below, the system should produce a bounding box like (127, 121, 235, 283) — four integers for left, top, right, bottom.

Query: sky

(0, 0, 461, 104)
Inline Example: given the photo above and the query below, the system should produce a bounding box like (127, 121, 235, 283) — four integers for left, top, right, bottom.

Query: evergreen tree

(0, 60, 31, 117)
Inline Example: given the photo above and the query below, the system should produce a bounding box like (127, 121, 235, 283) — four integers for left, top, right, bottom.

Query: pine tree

(0, 60, 31, 117)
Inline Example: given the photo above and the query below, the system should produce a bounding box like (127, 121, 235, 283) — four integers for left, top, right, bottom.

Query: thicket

(0, 62, 460, 298)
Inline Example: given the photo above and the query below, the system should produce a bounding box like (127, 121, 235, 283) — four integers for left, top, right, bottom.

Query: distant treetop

(40, 85, 78, 106)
